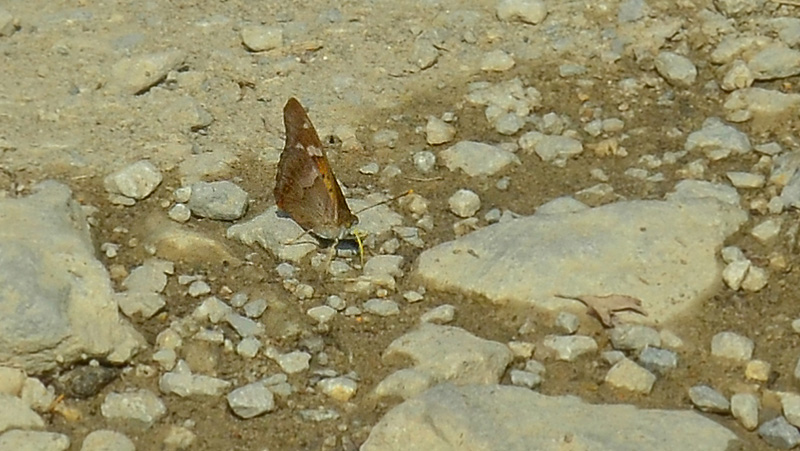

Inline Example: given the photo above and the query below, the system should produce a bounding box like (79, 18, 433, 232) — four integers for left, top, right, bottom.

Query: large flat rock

(415, 198, 747, 324)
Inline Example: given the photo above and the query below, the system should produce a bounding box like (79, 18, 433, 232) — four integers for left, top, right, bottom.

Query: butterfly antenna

(354, 189, 414, 215)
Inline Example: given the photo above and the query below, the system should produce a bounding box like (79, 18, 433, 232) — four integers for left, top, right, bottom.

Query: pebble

(168, 203, 192, 222)
(372, 129, 399, 148)
(745, 359, 771, 381)
(298, 408, 340, 422)
(163, 426, 196, 449)
(81, 430, 135, 451)
(225, 312, 264, 338)
(0, 367, 25, 396)
(193, 297, 232, 324)
(779, 392, 800, 428)
(711, 331, 754, 361)
(236, 337, 261, 358)
(659, 329, 684, 349)
(507, 341, 535, 358)
(425, 117, 456, 145)
(109, 50, 185, 95)
(758, 416, 800, 449)
(275, 351, 311, 374)
(441, 141, 520, 176)
(420, 304, 455, 324)
(509, 369, 542, 389)
(174, 186, 192, 203)
(722, 259, 750, 291)
(307, 305, 337, 324)
(0, 431, 70, 451)
(493, 112, 525, 135)
(359, 162, 379, 175)
(317, 377, 358, 402)
(159, 360, 232, 397)
(637, 347, 678, 376)
(243, 297, 267, 318)
(326, 295, 346, 310)
(0, 8, 17, 37)
(731, 393, 759, 431)
(241, 25, 283, 52)
(226, 382, 276, 418)
(152, 349, 177, 370)
(688, 385, 730, 413)
(481, 49, 515, 72)
(540, 335, 598, 361)
(726, 171, 765, 188)
(413, 151, 436, 172)
(20, 377, 56, 412)
(518, 131, 584, 163)
(409, 40, 438, 70)
(685, 118, 751, 160)
(363, 298, 400, 317)
(721, 60, 754, 91)
(100, 389, 166, 425)
(751, 219, 781, 244)
(609, 324, 661, 351)
(554, 311, 580, 334)
(187, 181, 249, 221)
(747, 45, 800, 80)
(0, 392, 45, 430)
(448, 189, 481, 218)
(403, 291, 424, 303)
(654, 52, 698, 86)
(495, 0, 547, 24)
(604, 358, 656, 394)
(103, 160, 163, 200)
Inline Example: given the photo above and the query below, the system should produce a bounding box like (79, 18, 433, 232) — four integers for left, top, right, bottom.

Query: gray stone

(364, 299, 400, 317)
(554, 311, 580, 334)
(519, 131, 583, 163)
(243, 297, 267, 318)
(241, 25, 283, 52)
(415, 199, 746, 324)
(374, 368, 435, 400)
(188, 181, 249, 221)
(236, 337, 260, 358)
(0, 182, 144, 374)
(759, 416, 800, 449)
(103, 160, 162, 200)
(187, 279, 210, 296)
(540, 335, 597, 361)
(730, 393, 759, 431)
(724, 88, 800, 124)
(159, 360, 231, 397)
(637, 347, 678, 376)
(605, 358, 656, 394)
(655, 52, 697, 86)
(420, 304, 456, 324)
(0, 393, 44, 433)
(748, 45, 800, 80)
(362, 384, 738, 451)
(108, 50, 185, 95)
(383, 324, 512, 385)
(440, 141, 520, 177)
(425, 117, 456, 145)
(481, 50, 515, 72)
(711, 331, 754, 362)
(685, 118, 751, 160)
(496, 0, 547, 24)
(0, 430, 70, 451)
(274, 351, 311, 374)
(688, 385, 730, 413)
(618, 0, 649, 23)
(100, 389, 166, 425)
(307, 305, 336, 324)
(80, 430, 135, 451)
(226, 382, 275, 419)
(448, 189, 481, 218)
(609, 324, 661, 351)
(778, 392, 800, 428)
(413, 151, 437, 172)
(317, 376, 358, 402)
(509, 369, 542, 389)
(225, 312, 264, 338)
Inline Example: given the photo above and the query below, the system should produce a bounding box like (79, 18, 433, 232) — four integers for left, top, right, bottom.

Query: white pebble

(448, 189, 481, 217)
(425, 117, 456, 145)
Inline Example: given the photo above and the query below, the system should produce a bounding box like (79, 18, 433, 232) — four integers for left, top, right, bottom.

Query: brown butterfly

(274, 97, 358, 242)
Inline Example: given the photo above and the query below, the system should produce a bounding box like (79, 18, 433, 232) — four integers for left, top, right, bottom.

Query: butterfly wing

(274, 98, 357, 239)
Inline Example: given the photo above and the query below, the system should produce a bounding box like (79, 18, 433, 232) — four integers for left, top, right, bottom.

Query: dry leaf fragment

(555, 294, 648, 327)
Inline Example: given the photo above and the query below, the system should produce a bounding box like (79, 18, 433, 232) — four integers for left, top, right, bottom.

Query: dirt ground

(2, 0, 799, 450)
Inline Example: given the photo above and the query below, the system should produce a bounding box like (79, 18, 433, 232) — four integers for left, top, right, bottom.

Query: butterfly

(274, 97, 359, 243)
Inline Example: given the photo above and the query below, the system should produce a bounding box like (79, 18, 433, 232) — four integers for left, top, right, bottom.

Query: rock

(722, 259, 750, 291)
(721, 60, 754, 91)
(741, 266, 768, 292)
(159, 96, 214, 132)
(413, 151, 437, 172)
(724, 88, 800, 124)
(711, 331, 754, 362)
(0, 430, 70, 451)
(618, 0, 649, 22)
(188, 181, 249, 221)
(415, 198, 746, 323)
(100, 389, 166, 426)
(317, 377, 358, 402)
(609, 324, 661, 351)
(80, 430, 136, 451)
(425, 117, 456, 145)
(730, 393, 759, 431)
(0, 182, 144, 374)
(688, 385, 730, 413)
(751, 219, 781, 244)
(57, 365, 119, 399)
(0, 393, 45, 432)
(440, 141, 520, 177)
(758, 416, 800, 449)
(225, 312, 264, 338)
(420, 304, 456, 324)
(159, 360, 231, 397)
(654, 52, 697, 86)
(103, 160, 163, 200)
(226, 382, 276, 419)
(374, 369, 436, 400)
(383, 324, 513, 385)
(605, 358, 657, 394)
(241, 25, 283, 52)
(307, 305, 336, 324)
(748, 45, 800, 80)
(108, 50, 185, 95)
(274, 351, 311, 374)
(519, 131, 583, 163)
(509, 369, 542, 389)
(637, 347, 678, 376)
(685, 118, 751, 160)
(363, 298, 400, 317)
(726, 171, 764, 188)
(539, 335, 597, 361)
(481, 50, 515, 72)
(361, 384, 738, 450)
(409, 39, 438, 70)
(0, 8, 17, 37)
(0, 367, 25, 396)
(496, 0, 548, 24)
(554, 312, 580, 334)
(715, 0, 761, 16)
(448, 189, 481, 218)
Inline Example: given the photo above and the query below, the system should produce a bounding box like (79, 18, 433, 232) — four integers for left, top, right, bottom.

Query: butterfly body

(274, 98, 358, 241)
